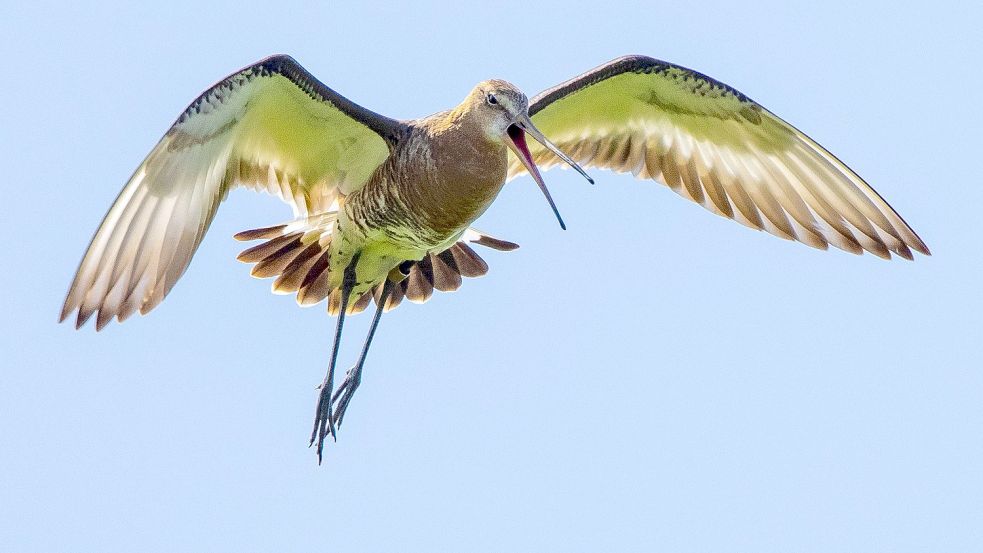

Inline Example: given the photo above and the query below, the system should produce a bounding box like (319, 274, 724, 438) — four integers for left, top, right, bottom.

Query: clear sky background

(1, 1, 980, 551)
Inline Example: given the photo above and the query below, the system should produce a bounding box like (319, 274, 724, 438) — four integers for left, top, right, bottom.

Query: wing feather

(513, 55, 928, 259)
(63, 55, 405, 329)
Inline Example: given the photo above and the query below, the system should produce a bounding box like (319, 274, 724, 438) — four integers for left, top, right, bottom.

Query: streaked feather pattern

(509, 55, 929, 260)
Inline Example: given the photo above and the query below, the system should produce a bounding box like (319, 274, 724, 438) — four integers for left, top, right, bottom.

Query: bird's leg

(309, 253, 360, 464)
(331, 279, 393, 429)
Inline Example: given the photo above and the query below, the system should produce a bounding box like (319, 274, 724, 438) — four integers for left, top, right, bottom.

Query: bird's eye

(486, 93, 498, 105)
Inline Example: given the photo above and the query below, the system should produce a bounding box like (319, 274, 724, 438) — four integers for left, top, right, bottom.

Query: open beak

(505, 114, 594, 230)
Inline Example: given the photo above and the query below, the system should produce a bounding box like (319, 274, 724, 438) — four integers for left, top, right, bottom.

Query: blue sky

(1, 1, 980, 551)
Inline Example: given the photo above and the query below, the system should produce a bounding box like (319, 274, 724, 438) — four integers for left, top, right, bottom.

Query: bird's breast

(347, 129, 508, 251)
(418, 132, 508, 234)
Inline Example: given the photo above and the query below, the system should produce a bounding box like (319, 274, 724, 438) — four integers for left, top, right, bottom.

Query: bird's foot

(330, 366, 362, 429)
(309, 383, 336, 464)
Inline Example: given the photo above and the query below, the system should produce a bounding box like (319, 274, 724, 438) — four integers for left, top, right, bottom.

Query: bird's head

(466, 80, 594, 230)
(470, 80, 529, 137)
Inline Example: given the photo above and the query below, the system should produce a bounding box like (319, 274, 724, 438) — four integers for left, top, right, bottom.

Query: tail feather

(404, 257, 435, 304)
(250, 235, 305, 277)
(236, 232, 303, 263)
(469, 235, 519, 252)
(449, 243, 489, 277)
(233, 224, 288, 241)
(432, 250, 463, 292)
(272, 242, 323, 294)
(235, 222, 518, 315)
(296, 251, 334, 306)
(376, 280, 406, 312)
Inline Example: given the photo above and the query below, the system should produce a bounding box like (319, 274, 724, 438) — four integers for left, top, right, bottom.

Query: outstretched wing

(62, 55, 405, 330)
(510, 55, 928, 259)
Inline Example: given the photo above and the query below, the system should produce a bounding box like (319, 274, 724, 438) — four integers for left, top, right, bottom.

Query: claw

(330, 368, 361, 429)
(310, 383, 337, 463)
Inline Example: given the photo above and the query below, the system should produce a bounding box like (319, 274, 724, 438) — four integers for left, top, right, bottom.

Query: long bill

(515, 115, 594, 185)
(505, 115, 594, 230)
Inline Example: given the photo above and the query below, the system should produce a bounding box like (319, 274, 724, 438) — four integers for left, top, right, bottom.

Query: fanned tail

(234, 222, 518, 315)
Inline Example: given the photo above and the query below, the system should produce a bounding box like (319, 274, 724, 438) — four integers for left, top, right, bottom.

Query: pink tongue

(507, 124, 566, 230)
(507, 124, 536, 168)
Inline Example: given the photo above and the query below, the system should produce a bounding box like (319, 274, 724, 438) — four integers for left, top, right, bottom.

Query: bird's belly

(398, 174, 507, 250)
(348, 185, 497, 252)
(325, 160, 506, 304)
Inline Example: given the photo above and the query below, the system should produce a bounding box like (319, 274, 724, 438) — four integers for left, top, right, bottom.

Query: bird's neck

(430, 101, 490, 138)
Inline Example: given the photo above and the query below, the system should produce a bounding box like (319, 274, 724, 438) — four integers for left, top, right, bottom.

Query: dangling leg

(309, 253, 359, 464)
(331, 279, 393, 429)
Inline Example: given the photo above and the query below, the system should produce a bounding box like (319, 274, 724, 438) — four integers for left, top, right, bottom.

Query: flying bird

(60, 54, 929, 462)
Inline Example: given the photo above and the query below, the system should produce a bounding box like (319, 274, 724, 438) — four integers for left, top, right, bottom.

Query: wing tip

(58, 304, 72, 325)
(910, 238, 932, 257)
(74, 307, 93, 330)
(95, 312, 112, 332)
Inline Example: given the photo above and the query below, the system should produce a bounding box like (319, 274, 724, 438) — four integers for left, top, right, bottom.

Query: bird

(60, 54, 929, 462)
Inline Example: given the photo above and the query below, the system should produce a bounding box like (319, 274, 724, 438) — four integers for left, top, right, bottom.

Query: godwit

(60, 55, 929, 462)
